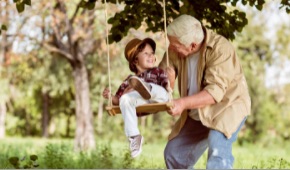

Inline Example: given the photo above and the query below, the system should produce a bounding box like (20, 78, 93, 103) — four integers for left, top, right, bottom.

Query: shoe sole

(129, 78, 151, 100)
(131, 136, 143, 158)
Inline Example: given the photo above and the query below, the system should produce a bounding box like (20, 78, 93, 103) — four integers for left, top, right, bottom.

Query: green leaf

(258, 0, 265, 5)
(241, 0, 247, 5)
(79, 0, 87, 8)
(33, 164, 39, 167)
(221, 5, 226, 11)
(125, 0, 134, 5)
(23, 165, 30, 169)
(237, 26, 243, 32)
(1, 25, 7, 30)
(0, 30, 1, 35)
(16, 2, 25, 13)
(256, 4, 262, 10)
(86, 2, 95, 10)
(23, 0, 31, 6)
(13, 0, 18, 3)
(231, 0, 238, 6)
(8, 157, 19, 165)
(30, 155, 38, 161)
(249, 0, 255, 6)
(108, 17, 117, 24)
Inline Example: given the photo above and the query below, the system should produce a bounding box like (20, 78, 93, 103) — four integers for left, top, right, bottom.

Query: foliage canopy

(91, 0, 290, 43)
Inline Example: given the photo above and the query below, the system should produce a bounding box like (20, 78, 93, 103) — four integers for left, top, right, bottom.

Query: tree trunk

(73, 63, 95, 151)
(0, 102, 6, 139)
(97, 98, 103, 133)
(0, 20, 7, 139)
(42, 92, 50, 138)
(65, 112, 72, 138)
(25, 111, 31, 135)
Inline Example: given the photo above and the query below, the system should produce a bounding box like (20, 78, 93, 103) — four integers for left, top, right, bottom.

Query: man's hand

(167, 98, 185, 116)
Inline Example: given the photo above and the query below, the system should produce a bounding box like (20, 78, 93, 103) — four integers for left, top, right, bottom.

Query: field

(0, 137, 290, 169)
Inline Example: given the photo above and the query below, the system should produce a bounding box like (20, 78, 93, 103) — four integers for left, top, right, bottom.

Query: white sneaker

(128, 76, 151, 100)
(128, 135, 144, 158)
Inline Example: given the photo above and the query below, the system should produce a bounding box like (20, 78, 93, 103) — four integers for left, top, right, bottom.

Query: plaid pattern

(115, 67, 168, 99)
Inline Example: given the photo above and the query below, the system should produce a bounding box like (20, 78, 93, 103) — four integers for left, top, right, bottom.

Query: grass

(0, 137, 290, 169)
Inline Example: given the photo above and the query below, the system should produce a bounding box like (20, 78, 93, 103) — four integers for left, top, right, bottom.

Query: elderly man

(159, 14, 251, 169)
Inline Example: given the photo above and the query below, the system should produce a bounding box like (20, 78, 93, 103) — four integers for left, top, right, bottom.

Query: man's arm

(168, 90, 216, 116)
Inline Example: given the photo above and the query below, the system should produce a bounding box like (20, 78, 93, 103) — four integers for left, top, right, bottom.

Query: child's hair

(124, 38, 156, 74)
(129, 43, 148, 74)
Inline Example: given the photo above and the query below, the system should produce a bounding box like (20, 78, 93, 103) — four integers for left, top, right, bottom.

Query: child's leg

(119, 91, 149, 137)
(119, 91, 148, 158)
(149, 83, 170, 103)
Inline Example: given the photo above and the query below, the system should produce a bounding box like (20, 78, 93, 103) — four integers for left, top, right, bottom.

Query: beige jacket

(159, 27, 251, 140)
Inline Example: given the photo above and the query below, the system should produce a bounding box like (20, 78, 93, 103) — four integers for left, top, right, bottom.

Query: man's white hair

(167, 14, 204, 46)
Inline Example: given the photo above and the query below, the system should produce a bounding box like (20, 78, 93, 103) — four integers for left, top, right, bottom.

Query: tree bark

(0, 14, 7, 139)
(97, 98, 103, 133)
(42, 92, 50, 138)
(65, 112, 72, 137)
(0, 102, 6, 139)
(73, 63, 95, 151)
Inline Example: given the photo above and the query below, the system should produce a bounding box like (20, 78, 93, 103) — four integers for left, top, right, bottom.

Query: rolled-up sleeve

(203, 45, 236, 103)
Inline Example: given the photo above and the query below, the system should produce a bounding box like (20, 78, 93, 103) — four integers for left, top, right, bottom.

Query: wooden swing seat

(106, 102, 173, 117)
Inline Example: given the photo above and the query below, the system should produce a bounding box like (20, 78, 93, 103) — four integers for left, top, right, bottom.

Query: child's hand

(102, 87, 111, 99)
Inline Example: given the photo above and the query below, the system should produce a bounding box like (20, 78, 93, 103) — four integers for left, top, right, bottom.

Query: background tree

(45, 0, 97, 150)
(1, 0, 99, 150)
(0, 1, 28, 139)
(232, 2, 290, 145)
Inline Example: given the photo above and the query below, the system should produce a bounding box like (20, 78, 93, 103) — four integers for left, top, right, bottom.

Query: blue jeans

(164, 116, 246, 169)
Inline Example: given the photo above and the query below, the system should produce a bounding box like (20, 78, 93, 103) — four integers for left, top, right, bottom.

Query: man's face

(168, 36, 192, 58)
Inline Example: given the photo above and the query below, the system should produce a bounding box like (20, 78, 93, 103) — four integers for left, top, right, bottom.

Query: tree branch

(50, 2, 69, 53)
(43, 43, 74, 61)
(70, 0, 82, 24)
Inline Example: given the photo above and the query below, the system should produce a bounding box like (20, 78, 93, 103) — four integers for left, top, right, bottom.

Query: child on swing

(102, 38, 170, 158)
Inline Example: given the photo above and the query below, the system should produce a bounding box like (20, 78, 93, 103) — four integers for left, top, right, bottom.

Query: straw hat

(124, 38, 156, 62)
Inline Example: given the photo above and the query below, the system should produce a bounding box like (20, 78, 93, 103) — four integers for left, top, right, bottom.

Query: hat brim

(140, 38, 156, 52)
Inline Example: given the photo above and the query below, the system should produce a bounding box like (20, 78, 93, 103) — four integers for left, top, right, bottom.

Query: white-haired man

(159, 14, 251, 169)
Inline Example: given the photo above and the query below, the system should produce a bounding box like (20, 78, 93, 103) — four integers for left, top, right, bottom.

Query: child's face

(135, 44, 156, 74)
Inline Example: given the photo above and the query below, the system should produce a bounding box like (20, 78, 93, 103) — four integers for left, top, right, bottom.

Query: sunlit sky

(262, 3, 290, 88)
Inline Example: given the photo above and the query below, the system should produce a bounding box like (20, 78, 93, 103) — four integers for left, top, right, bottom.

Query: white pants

(119, 83, 169, 137)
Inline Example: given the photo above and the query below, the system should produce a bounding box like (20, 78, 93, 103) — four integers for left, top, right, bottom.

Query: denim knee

(207, 130, 234, 169)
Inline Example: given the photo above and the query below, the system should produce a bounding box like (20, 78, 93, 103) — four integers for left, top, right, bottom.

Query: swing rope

(104, 0, 173, 115)
(104, 0, 112, 107)
(162, 0, 173, 101)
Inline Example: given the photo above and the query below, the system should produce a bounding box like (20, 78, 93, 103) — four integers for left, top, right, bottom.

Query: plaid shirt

(115, 67, 168, 99)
